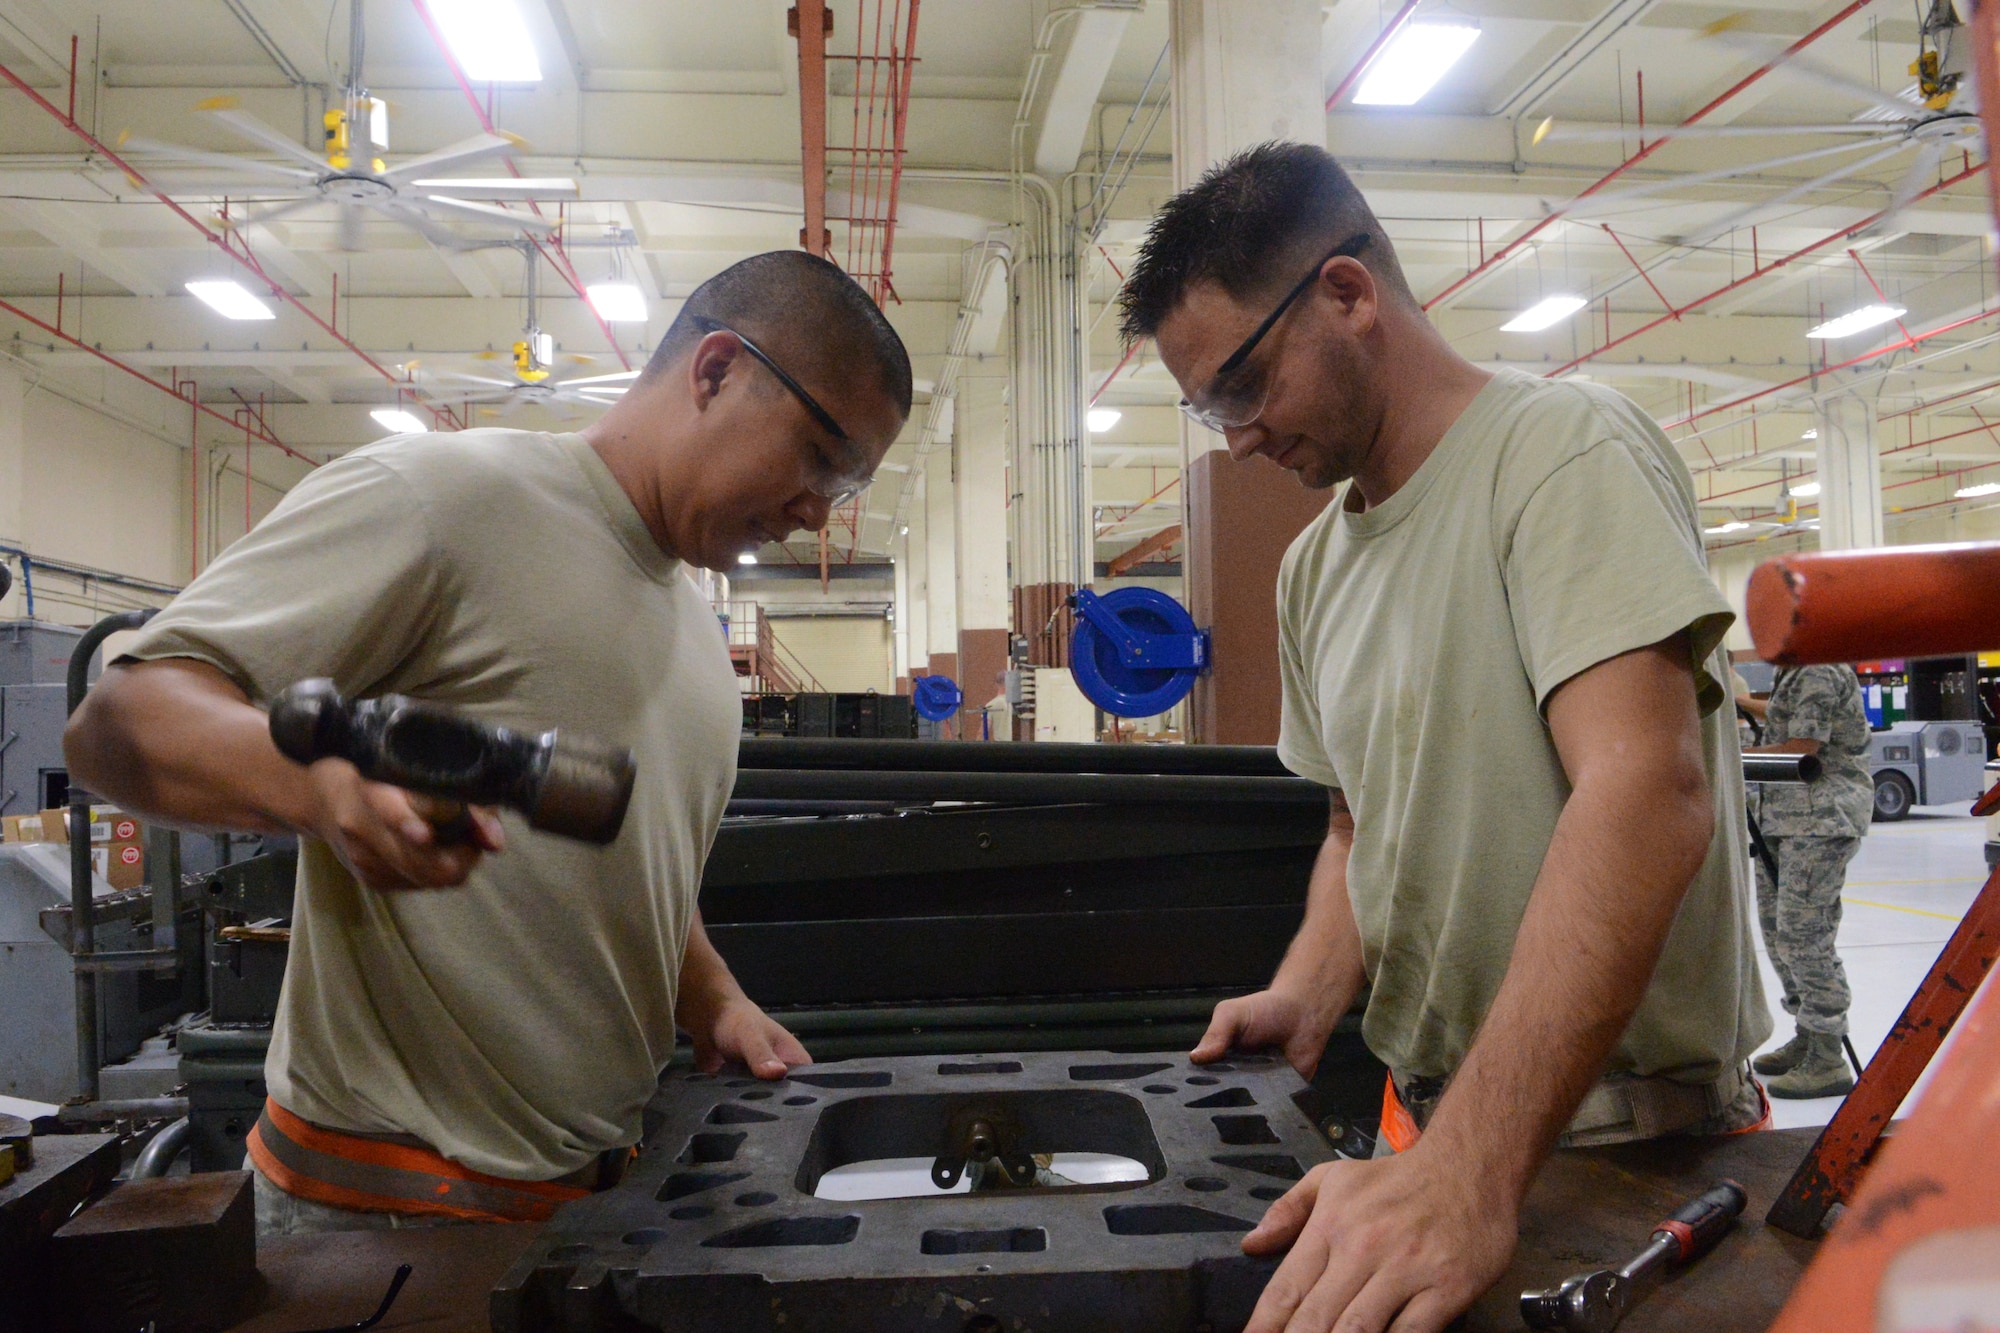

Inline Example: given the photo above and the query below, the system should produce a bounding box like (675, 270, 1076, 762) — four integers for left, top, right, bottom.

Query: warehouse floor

(1756, 804, 1987, 1130)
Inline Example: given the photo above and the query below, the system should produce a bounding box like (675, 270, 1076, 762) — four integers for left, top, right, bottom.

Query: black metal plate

(491, 1051, 1335, 1333)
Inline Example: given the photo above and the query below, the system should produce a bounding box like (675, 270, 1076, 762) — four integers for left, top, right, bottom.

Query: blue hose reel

(1068, 587, 1209, 718)
(911, 673, 964, 722)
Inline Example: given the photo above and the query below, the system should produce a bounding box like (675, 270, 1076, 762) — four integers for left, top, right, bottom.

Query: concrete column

(1170, 0, 1327, 191)
(891, 537, 911, 683)
(1815, 394, 1884, 551)
(925, 448, 958, 670)
(957, 373, 1012, 732)
(1170, 0, 1332, 743)
(0, 366, 23, 619)
(904, 485, 930, 682)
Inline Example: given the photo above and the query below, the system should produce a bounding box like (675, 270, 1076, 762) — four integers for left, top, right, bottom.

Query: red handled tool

(1520, 1179, 1748, 1332)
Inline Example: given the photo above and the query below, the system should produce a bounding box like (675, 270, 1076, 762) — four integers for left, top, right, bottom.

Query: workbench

(221, 1126, 1819, 1333)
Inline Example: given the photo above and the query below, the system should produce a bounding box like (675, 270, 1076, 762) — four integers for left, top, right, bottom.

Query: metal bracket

(71, 948, 180, 975)
(1071, 589, 1208, 669)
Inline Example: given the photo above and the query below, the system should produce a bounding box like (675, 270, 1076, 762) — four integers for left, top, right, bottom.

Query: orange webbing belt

(1379, 1073, 1422, 1154)
(246, 1098, 590, 1223)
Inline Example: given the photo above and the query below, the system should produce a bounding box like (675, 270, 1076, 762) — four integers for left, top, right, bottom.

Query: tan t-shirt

(124, 429, 741, 1178)
(1277, 369, 1771, 1084)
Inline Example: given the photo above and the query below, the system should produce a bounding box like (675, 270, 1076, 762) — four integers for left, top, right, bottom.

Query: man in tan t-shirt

(1119, 144, 1769, 1333)
(65, 251, 910, 1231)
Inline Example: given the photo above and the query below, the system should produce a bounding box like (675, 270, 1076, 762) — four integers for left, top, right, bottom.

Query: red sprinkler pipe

(1326, 0, 1421, 110)
(406, 0, 633, 372)
(0, 58, 407, 390)
(0, 294, 312, 465)
(1425, 0, 1882, 311)
(1546, 159, 1985, 378)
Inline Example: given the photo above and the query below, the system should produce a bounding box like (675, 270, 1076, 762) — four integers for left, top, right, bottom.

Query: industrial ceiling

(0, 0, 1995, 575)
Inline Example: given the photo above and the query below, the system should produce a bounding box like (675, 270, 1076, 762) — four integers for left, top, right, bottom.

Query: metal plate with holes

(490, 1050, 1335, 1332)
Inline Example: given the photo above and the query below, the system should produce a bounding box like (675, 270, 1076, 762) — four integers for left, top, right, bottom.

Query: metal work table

(221, 1126, 1819, 1333)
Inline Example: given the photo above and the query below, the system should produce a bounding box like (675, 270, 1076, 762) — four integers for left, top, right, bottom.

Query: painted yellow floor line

(1843, 896, 1964, 921)
(1846, 877, 1984, 888)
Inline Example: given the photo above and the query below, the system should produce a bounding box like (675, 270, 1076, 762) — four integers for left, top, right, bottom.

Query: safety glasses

(691, 316, 874, 506)
(1177, 233, 1371, 435)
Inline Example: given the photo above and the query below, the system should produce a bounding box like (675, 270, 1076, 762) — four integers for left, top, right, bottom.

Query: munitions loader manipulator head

(268, 678, 637, 846)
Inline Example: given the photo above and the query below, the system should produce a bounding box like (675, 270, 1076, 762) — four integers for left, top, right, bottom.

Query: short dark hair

(1117, 141, 1416, 344)
(645, 250, 913, 417)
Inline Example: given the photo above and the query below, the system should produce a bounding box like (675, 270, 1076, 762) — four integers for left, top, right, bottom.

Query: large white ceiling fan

(118, 0, 574, 252)
(1536, 0, 1982, 247)
(427, 245, 640, 417)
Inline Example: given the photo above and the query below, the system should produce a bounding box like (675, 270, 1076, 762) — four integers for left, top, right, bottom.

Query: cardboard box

(3, 806, 145, 888)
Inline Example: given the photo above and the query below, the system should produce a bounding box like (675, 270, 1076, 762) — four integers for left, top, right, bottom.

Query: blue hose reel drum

(911, 673, 964, 722)
(1068, 587, 1209, 718)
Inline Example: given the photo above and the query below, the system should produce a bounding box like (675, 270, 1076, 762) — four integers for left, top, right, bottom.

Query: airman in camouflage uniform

(1744, 663, 1873, 1098)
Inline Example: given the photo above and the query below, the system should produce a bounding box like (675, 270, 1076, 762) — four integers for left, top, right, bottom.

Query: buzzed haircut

(1118, 141, 1418, 344)
(646, 250, 913, 417)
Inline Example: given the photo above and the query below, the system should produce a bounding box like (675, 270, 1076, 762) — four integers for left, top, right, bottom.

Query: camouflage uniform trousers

(1753, 833, 1860, 1038)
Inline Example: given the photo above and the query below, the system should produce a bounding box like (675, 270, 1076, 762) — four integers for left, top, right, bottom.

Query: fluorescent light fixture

(1801, 428, 1819, 439)
(1790, 481, 1821, 498)
(185, 280, 274, 321)
(370, 408, 428, 434)
(426, 0, 541, 82)
(1352, 23, 1481, 107)
(366, 97, 388, 151)
(1086, 408, 1122, 433)
(1501, 295, 1588, 333)
(1956, 481, 2000, 498)
(1806, 304, 1905, 339)
(586, 282, 648, 323)
(737, 552, 758, 566)
(1705, 520, 1749, 534)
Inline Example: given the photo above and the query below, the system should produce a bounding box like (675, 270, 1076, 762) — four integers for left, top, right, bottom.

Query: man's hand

(1192, 983, 1340, 1079)
(1241, 1145, 1517, 1333)
(676, 909, 810, 1080)
(304, 756, 505, 891)
(686, 993, 811, 1081)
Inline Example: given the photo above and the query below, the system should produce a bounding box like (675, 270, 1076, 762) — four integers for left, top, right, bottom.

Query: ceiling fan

(118, 0, 575, 251)
(1535, 0, 1982, 247)
(428, 245, 640, 416)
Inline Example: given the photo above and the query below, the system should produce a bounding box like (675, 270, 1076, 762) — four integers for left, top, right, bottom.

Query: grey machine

(1868, 720, 1987, 821)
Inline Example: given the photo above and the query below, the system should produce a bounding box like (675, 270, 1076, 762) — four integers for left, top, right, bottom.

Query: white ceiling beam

(430, 242, 503, 299)
(1031, 5, 1134, 178)
(239, 223, 336, 300)
(0, 198, 169, 297)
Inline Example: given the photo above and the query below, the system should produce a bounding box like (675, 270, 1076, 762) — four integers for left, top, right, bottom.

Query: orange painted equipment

(1768, 967, 2000, 1332)
(1765, 864, 2000, 1237)
(1745, 543, 2000, 665)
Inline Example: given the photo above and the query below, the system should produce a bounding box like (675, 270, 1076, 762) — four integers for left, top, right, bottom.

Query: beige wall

(767, 615, 895, 694)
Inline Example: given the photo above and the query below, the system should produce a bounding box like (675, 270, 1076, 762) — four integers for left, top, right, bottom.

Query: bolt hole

(739, 1089, 773, 1101)
(1186, 1075, 1220, 1086)
(784, 1095, 818, 1106)
(622, 1228, 670, 1246)
(735, 1191, 778, 1207)
(1185, 1177, 1228, 1192)
(1250, 1185, 1288, 1202)
(1142, 1084, 1176, 1094)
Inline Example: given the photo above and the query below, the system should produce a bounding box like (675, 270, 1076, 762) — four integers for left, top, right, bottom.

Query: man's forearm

(65, 660, 315, 835)
(1274, 795, 1367, 1013)
(676, 910, 748, 1022)
(1420, 767, 1713, 1197)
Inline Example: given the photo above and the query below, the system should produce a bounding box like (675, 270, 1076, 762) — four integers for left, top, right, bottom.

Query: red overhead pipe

(792, 0, 832, 257)
(1326, 0, 1421, 111)
(1664, 304, 2000, 431)
(1746, 543, 2000, 664)
(1548, 160, 1985, 377)
(0, 294, 312, 466)
(0, 58, 408, 391)
(1424, 0, 1881, 310)
(407, 0, 633, 372)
